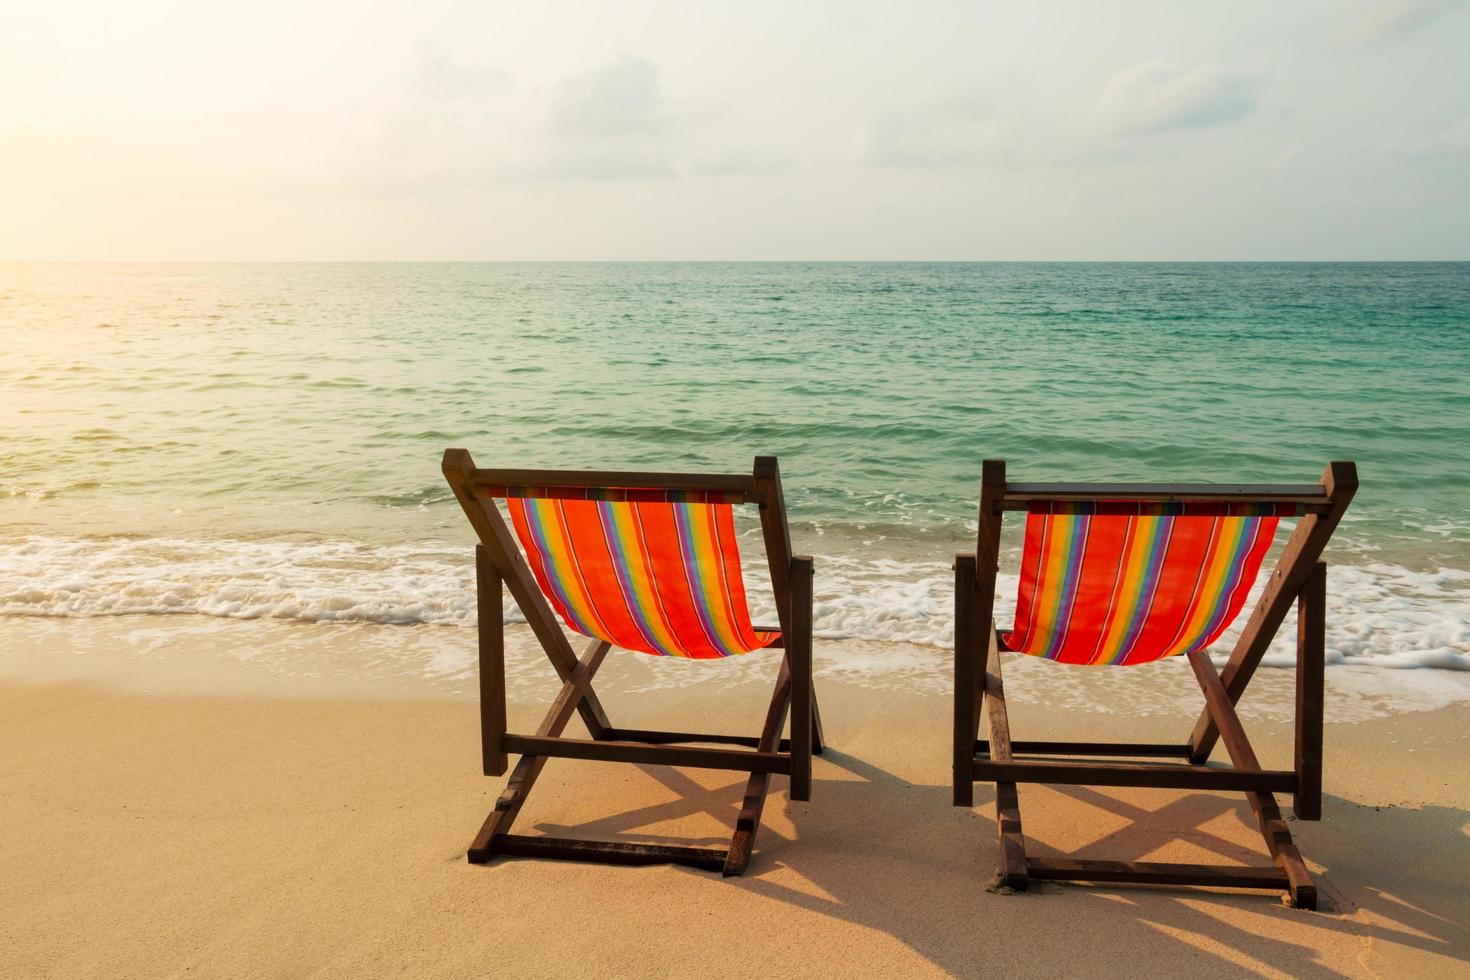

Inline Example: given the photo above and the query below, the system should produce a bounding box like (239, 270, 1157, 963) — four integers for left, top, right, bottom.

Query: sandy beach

(7, 2, 1470, 975)
(3, 619, 1467, 977)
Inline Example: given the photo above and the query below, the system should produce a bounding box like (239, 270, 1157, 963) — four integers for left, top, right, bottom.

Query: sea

(2, 262, 1467, 695)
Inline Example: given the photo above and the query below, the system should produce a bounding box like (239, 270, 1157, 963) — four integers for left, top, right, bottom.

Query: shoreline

(4, 613, 1468, 718)
(5, 529, 1467, 671)
(4, 619, 1469, 975)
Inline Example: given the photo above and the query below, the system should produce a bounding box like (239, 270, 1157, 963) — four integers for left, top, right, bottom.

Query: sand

(3, 619, 1468, 977)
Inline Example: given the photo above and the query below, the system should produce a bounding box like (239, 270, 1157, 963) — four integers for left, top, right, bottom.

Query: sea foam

(1, 534, 1466, 674)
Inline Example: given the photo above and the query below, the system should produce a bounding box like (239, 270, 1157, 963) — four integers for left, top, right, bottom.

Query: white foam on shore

(1, 535, 1467, 679)
(0, 536, 492, 626)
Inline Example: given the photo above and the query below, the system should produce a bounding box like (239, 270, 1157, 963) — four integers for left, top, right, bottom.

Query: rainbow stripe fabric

(1003, 502, 1285, 666)
(505, 496, 779, 659)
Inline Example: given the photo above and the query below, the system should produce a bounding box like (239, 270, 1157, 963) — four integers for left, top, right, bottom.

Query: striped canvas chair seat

(1004, 502, 1295, 666)
(503, 488, 778, 659)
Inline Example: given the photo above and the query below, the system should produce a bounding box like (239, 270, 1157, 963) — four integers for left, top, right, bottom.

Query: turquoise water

(2, 262, 1467, 670)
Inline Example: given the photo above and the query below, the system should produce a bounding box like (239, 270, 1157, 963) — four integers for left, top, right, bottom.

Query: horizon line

(3, 258, 1468, 265)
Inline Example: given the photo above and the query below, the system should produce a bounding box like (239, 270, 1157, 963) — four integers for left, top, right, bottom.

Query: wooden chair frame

(954, 459, 1357, 909)
(443, 449, 823, 876)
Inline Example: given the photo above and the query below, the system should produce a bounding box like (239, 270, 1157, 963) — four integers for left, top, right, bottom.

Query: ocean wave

(0, 537, 487, 626)
(0, 535, 1466, 673)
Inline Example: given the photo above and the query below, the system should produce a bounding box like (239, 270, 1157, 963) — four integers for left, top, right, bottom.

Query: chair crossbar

(972, 759, 1299, 793)
(503, 734, 792, 774)
(976, 740, 1194, 759)
(479, 485, 755, 505)
(999, 482, 1331, 511)
(487, 834, 729, 872)
(467, 466, 761, 503)
(600, 727, 800, 752)
(1026, 858, 1289, 890)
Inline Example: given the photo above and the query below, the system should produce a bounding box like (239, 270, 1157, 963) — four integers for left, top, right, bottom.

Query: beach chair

(442, 450, 821, 876)
(954, 460, 1356, 909)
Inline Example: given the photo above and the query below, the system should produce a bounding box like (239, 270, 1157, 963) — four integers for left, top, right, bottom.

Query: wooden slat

(600, 727, 763, 748)
(476, 546, 507, 777)
(537, 641, 614, 739)
(956, 461, 1006, 809)
(753, 456, 795, 642)
(443, 449, 611, 739)
(999, 482, 1330, 510)
(985, 650, 1029, 889)
(468, 466, 759, 500)
(973, 759, 1299, 793)
(1187, 650, 1265, 773)
(1003, 501, 1328, 516)
(974, 461, 1006, 618)
(975, 463, 1005, 734)
(1189, 461, 1357, 761)
(597, 730, 796, 752)
(1295, 562, 1326, 821)
(977, 740, 1194, 759)
(985, 660, 1014, 764)
(1027, 857, 1288, 889)
(493, 834, 728, 871)
(467, 638, 612, 863)
(724, 657, 793, 876)
(503, 735, 791, 775)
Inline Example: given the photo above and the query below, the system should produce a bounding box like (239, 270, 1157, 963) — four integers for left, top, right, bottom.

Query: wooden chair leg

(1188, 462, 1356, 763)
(1189, 649, 1317, 909)
(975, 627, 993, 743)
(989, 652, 1317, 907)
(1294, 562, 1326, 821)
(954, 554, 979, 808)
(986, 649, 1029, 891)
(787, 556, 814, 803)
(1252, 792, 1317, 910)
(468, 752, 545, 863)
(474, 641, 807, 875)
(723, 657, 794, 876)
(811, 695, 826, 756)
(476, 546, 508, 778)
(468, 638, 612, 863)
(442, 470, 614, 741)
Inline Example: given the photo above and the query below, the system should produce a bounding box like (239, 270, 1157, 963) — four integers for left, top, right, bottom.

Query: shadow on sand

(522, 747, 1469, 976)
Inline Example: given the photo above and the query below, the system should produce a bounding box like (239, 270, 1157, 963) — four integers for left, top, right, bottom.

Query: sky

(2, 0, 1468, 260)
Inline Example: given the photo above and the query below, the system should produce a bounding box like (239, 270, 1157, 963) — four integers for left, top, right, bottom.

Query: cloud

(523, 144, 675, 181)
(1346, 0, 1468, 47)
(546, 54, 669, 139)
(307, 39, 516, 196)
(860, 96, 1002, 168)
(1094, 61, 1259, 137)
(1272, 145, 1306, 172)
(403, 38, 509, 101)
(361, 51, 769, 184)
(521, 54, 681, 179)
(525, 54, 786, 181)
(1395, 112, 1470, 160)
(687, 147, 792, 177)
